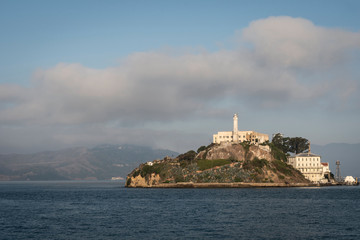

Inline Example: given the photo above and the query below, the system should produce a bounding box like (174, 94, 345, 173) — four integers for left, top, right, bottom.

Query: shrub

(197, 146, 207, 153)
(273, 160, 293, 176)
(140, 163, 164, 177)
(126, 178, 131, 186)
(178, 150, 197, 161)
(269, 143, 288, 162)
(174, 175, 185, 183)
(234, 176, 243, 182)
(132, 169, 140, 178)
(228, 155, 237, 162)
(252, 157, 268, 168)
(197, 159, 231, 171)
(242, 157, 268, 171)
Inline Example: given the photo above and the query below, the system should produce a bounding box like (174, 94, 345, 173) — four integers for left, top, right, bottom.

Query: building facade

(212, 114, 269, 145)
(321, 162, 331, 179)
(288, 152, 329, 183)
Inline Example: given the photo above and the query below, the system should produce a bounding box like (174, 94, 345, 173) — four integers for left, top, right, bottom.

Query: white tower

(233, 114, 238, 142)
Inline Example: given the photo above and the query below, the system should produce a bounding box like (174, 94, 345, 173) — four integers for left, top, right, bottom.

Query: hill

(0, 144, 178, 181)
(126, 142, 310, 188)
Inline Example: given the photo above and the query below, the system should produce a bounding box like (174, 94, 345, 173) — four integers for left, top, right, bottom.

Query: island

(125, 142, 316, 188)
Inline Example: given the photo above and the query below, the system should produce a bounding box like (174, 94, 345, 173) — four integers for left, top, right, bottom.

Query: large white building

(288, 151, 331, 183)
(212, 114, 269, 145)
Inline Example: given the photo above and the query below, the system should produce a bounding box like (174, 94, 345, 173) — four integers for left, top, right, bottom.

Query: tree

(197, 146, 207, 153)
(271, 133, 290, 153)
(287, 137, 309, 154)
(178, 150, 197, 161)
(271, 133, 309, 155)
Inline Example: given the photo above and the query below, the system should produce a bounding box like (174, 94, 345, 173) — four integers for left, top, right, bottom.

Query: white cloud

(0, 16, 359, 152)
(241, 16, 360, 69)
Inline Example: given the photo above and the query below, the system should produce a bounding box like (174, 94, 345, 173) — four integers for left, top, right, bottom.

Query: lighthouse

(233, 114, 238, 142)
(212, 114, 269, 144)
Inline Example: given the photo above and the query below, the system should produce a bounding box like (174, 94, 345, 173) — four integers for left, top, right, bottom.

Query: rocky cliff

(126, 142, 310, 187)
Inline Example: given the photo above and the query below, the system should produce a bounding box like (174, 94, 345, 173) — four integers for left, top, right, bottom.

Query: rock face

(126, 143, 310, 188)
(199, 143, 273, 161)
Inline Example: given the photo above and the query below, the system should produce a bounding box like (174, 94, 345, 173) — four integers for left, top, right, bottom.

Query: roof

(321, 163, 328, 166)
(295, 152, 320, 157)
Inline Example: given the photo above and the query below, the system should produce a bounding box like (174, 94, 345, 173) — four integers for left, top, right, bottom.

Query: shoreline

(126, 182, 331, 188)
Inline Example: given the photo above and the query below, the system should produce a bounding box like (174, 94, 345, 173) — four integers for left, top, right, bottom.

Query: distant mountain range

(0, 143, 358, 181)
(311, 143, 360, 177)
(0, 144, 179, 181)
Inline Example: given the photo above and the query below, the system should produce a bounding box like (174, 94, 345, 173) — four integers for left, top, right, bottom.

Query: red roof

(321, 163, 328, 166)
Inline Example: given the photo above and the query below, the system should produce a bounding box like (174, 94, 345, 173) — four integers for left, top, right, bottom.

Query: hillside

(126, 142, 310, 187)
(0, 144, 178, 181)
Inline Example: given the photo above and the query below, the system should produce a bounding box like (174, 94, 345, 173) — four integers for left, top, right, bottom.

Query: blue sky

(0, 0, 360, 155)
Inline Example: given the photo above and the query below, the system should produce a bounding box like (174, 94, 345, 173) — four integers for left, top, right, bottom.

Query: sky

(0, 0, 360, 155)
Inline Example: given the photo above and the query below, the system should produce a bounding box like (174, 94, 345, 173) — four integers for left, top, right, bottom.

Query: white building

(213, 114, 269, 145)
(344, 176, 355, 184)
(288, 151, 330, 183)
(321, 163, 330, 177)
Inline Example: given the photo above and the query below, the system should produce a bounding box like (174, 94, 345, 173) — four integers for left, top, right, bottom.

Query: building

(344, 176, 355, 184)
(321, 162, 331, 179)
(212, 114, 269, 145)
(288, 145, 331, 183)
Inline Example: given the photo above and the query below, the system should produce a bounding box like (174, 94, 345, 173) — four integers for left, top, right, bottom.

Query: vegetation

(197, 159, 232, 171)
(126, 141, 309, 187)
(272, 133, 309, 154)
(269, 143, 288, 162)
(197, 146, 207, 153)
(240, 141, 251, 160)
(272, 160, 293, 176)
(140, 163, 164, 177)
(126, 178, 131, 186)
(243, 157, 268, 170)
(178, 150, 197, 161)
(288, 137, 310, 154)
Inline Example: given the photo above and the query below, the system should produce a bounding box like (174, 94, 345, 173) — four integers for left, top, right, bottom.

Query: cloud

(241, 16, 360, 69)
(0, 16, 359, 152)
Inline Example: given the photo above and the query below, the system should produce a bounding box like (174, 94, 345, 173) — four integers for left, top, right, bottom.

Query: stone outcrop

(199, 142, 273, 161)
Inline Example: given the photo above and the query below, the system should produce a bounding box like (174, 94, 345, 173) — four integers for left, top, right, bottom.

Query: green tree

(178, 150, 197, 161)
(271, 133, 290, 153)
(197, 146, 207, 153)
(288, 137, 309, 154)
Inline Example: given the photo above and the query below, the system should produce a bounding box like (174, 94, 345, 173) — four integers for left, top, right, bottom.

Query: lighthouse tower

(233, 114, 239, 142)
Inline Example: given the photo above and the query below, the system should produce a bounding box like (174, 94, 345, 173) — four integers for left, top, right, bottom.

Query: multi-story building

(212, 114, 269, 145)
(288, 152, 330, 183)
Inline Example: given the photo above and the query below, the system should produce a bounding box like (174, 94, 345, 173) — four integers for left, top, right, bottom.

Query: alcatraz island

(125, 114, 341, 188)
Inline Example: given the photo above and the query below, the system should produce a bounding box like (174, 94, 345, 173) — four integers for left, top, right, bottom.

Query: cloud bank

(1, 16, 359, 152)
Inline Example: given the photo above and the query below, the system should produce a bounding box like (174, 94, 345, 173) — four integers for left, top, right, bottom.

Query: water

(0, 182, 359, 239)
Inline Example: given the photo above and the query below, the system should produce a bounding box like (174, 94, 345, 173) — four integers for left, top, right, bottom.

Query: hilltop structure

(213, 114, 269, 145)
(288, 144, 331, 183)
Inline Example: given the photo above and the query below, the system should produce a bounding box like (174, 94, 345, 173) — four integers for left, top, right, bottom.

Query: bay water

(0, 181, 359, 239)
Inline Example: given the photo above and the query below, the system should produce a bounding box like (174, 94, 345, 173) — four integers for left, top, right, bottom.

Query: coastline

(126, 182, 326, 188)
